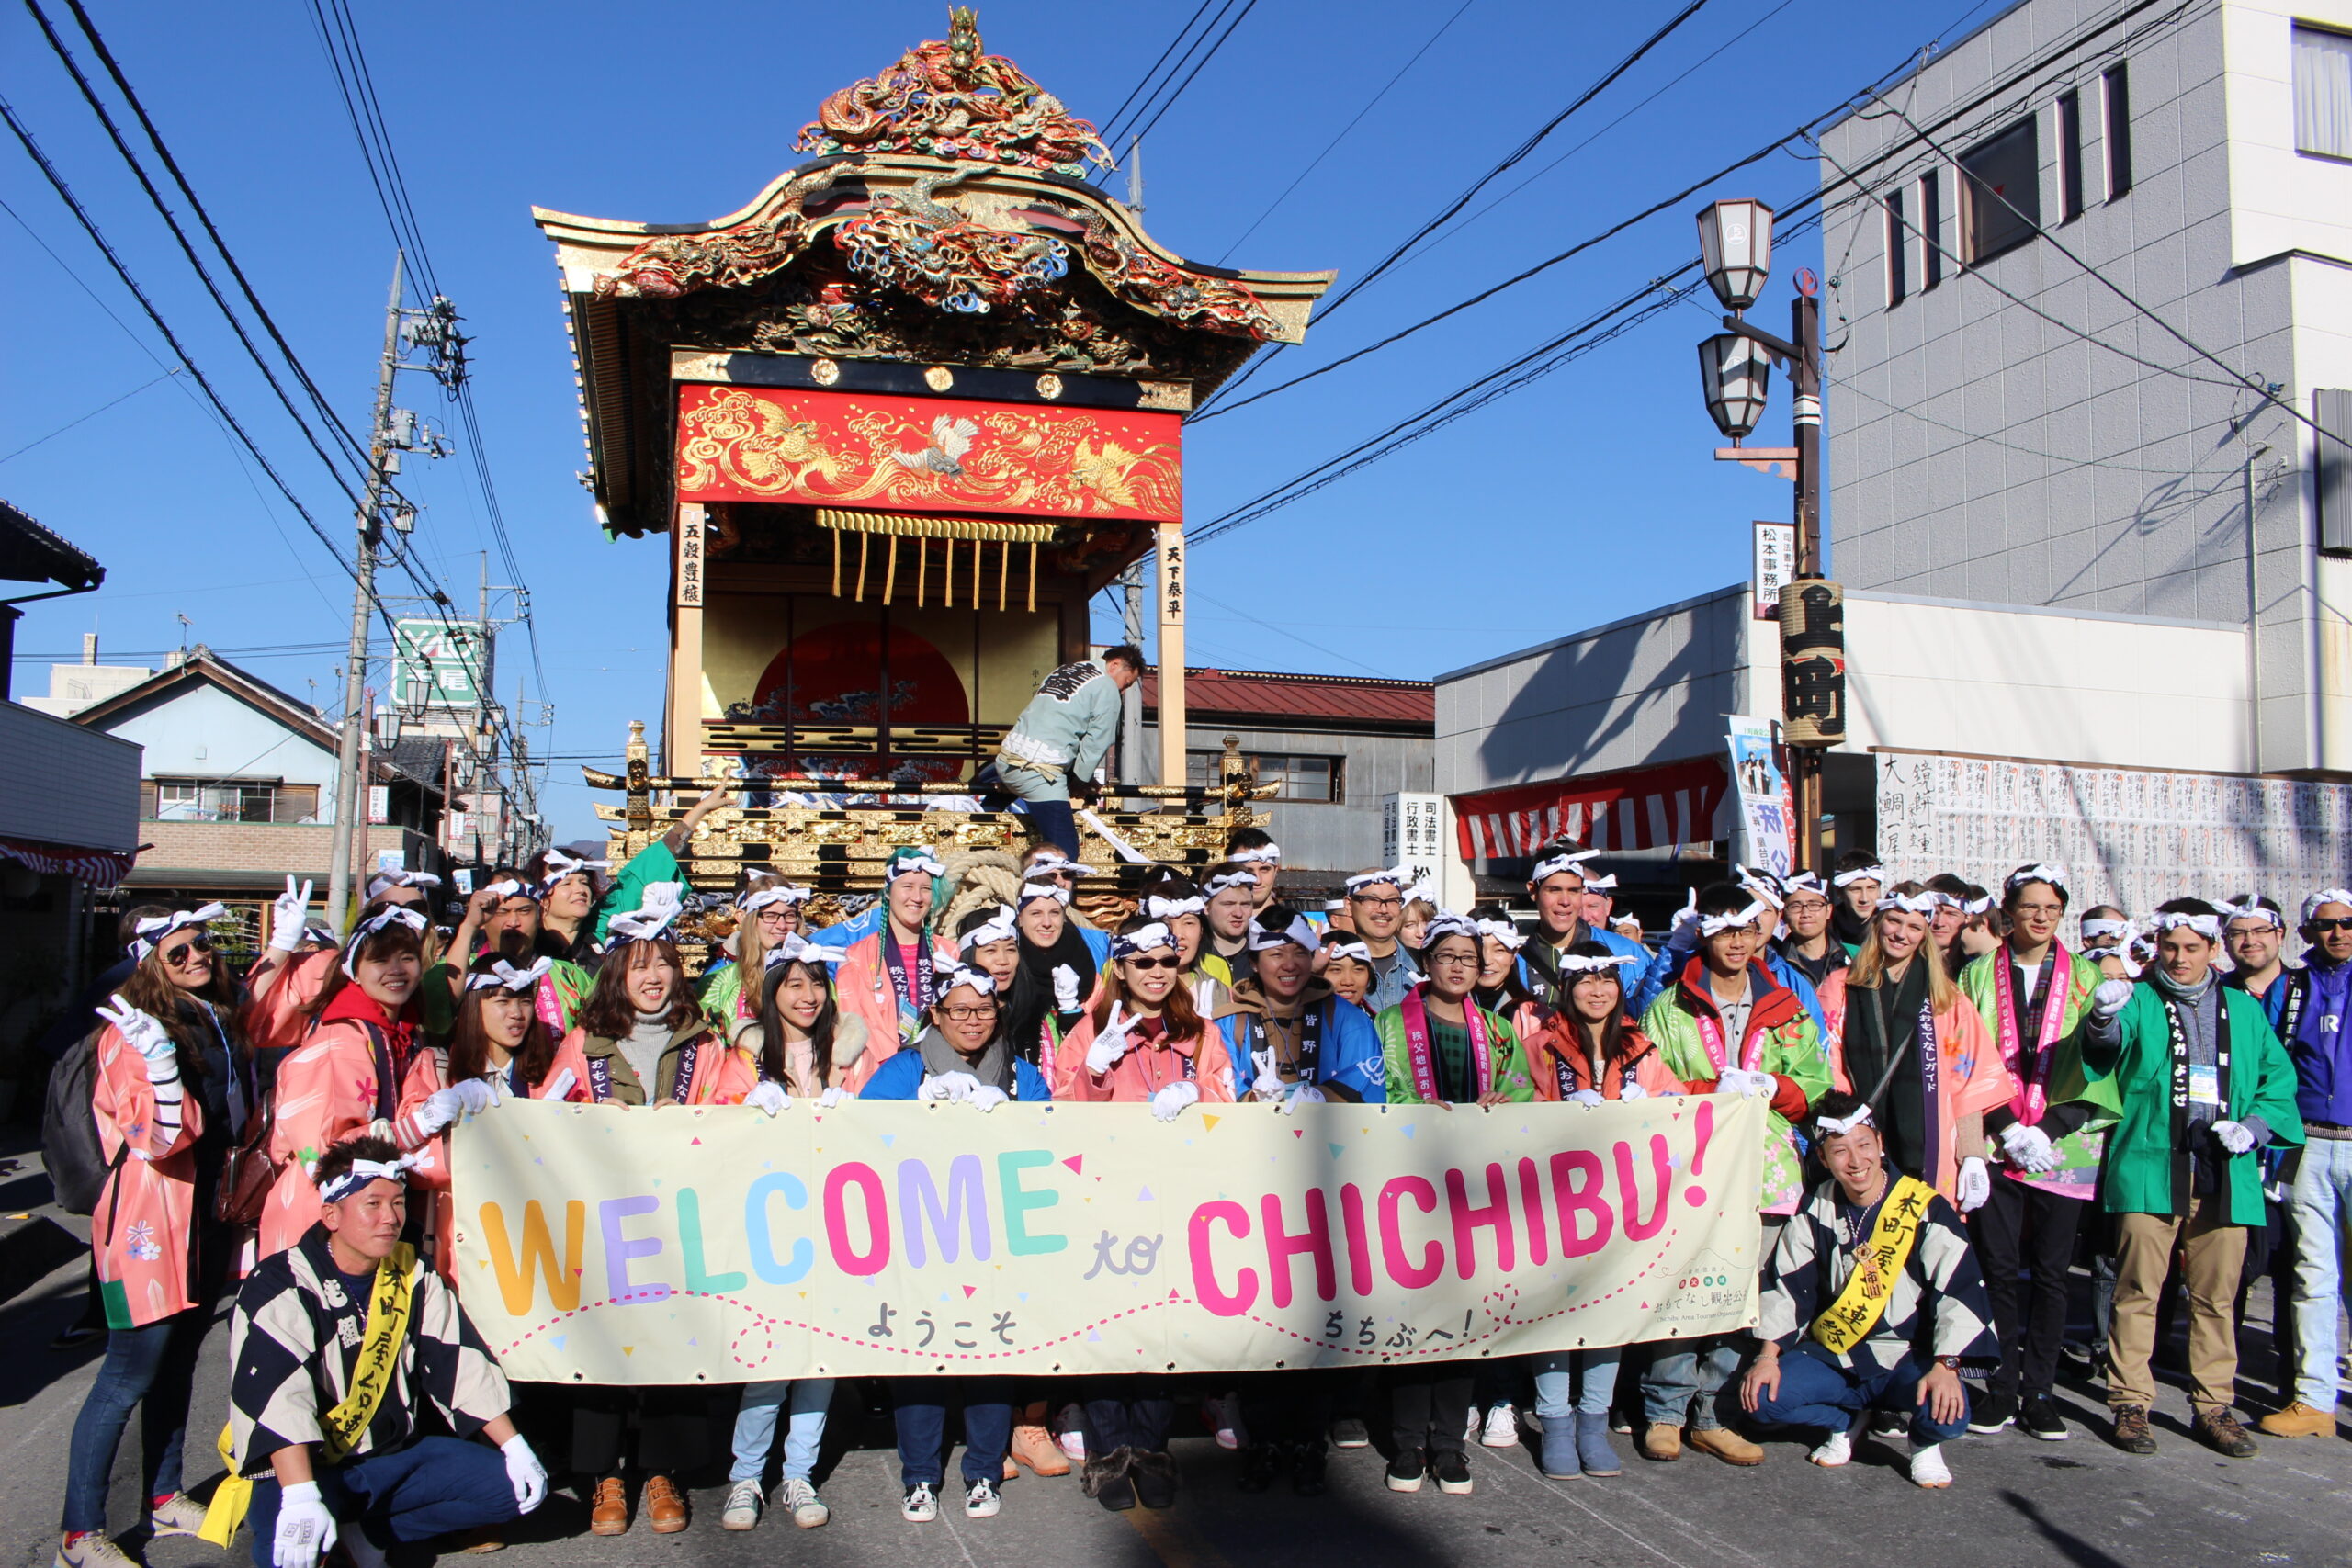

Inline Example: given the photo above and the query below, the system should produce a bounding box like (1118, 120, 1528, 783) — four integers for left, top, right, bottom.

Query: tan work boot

(1639, 1422, 1683, 1461)
(2256, 1401, 2337, 1438)
(1011, 1400, 1073, 1476)
(1688, 1425, 1766, 1465)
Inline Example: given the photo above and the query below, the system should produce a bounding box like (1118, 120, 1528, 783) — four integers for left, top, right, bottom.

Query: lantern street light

(1697, 198, 1774, 314)
(1698, 333, 1772, 442)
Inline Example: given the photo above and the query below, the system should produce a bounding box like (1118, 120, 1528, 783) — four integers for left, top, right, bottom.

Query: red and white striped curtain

(1453, 755, 1731, 862)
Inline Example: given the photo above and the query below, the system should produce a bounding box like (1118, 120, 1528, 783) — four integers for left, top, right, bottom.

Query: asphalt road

(5, 1247, 2346, 1568)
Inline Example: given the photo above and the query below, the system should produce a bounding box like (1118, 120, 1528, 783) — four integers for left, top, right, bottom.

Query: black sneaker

(1870, 1410, 1908, 1439)
(1385, 1447, 1427, 1493)
(1432, 1449, 1473, 1495)
(1291, 1443, 1328, 1497)
(1235, 1446, 1278, 1494)
(1329, 1416, 1371, 1450)
(2018, 1395, 2069, 1441)
(1968, 1390, 2018, 1434)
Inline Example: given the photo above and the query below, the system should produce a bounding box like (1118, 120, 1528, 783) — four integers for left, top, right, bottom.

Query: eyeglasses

(1351, 896, 1403, 911)
(1425, 951, 1479, 969)
(1124, 954, 1182, 971)
(160, 933, 213, 968)
(939, 1004, 999, 1021)
(1782, 897, 1830, 914)
(2309, 918, 2352, 933)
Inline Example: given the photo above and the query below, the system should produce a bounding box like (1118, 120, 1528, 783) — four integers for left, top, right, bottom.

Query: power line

(0, 367, 177, 464)
(1113, 0, 1261, 156)
(1090, 0, 1220, 160)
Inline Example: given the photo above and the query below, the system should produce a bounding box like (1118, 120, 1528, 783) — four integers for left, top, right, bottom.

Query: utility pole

(1118, 559, 1147, 784)
(326, 253, 405, 931)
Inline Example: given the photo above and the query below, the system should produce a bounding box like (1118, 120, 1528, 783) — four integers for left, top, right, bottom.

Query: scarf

(1398, 983, 1491, 1102)
(1992, 944, 2068, 1125)
(880, 927, 936, 1043)
(916, 1024, 1016, 1097)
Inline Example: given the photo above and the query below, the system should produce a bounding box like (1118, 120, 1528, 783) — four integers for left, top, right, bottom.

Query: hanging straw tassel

(998, 538, 1009, 611)
(831, 528, 842, 598)
(972, 536, 983, 607)
(1026, 540, 1038, 612)
(884, 533, 899, 605)
(855, 532, 870, 601)
(915, 536, 928, 608)
(943, 538, 955, 608)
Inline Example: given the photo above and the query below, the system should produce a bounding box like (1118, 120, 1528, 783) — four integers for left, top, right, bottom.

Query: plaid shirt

(1757, 1178, 1998, 1373)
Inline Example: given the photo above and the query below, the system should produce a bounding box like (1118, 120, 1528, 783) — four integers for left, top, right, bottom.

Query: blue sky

(0, 0, 2007, 838)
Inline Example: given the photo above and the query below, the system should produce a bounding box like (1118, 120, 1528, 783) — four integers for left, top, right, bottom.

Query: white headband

(607, 884, 684, 943)
(1733, 865, 1785, 909)
(1248, 913, 1320, 952)
(1815, 1104, 1874, 1136)
(1832, 865, 1887, 888)
(1781, 872, 1829, 897)
(1529, 849, 1598, 885)
(1025, 852, 1099, 877)
(2007, 863, 2067, 894)
(131, 903, 225, 962)
(763, 931, 849, 968)
(1581, 873, 1619, 894)
(2303, 888, 2352, 925)
(1557, 952, 1638, 976)
(1474, 918, 1527, 952)
(1229, 843, 1282, 865)
(1420, 911, 1480, 948)
(466, 957, 550, 994)
(886, 848, 945, 884)
(316, 1155, 415, 1205)
(1323, 940, 1374, 964)
(738, 885, 810, 913)
(2154, 910, 2224, 941)
(935, 964, 999, 998)
(1962, 895, 1995, 916)
(1145, 893, 1205, 919)
(1345, 866, 1410, 895)
(1699, 900, 1770, 936)
(343, 906, 427, 976)
(2220, 900, 2283, 931)
(2080, 917, 2134, 942)
(1113, 922, 1179, 959)
(1878, 892, 1943, 916)
(1202, 871, 1259, 897)
(960, 906, 1019, 951)
(364, 868, 443, 900)
(540, 847, 607, 880)
(479, 877, 530, 904)
(1019, 880, 1073, 907)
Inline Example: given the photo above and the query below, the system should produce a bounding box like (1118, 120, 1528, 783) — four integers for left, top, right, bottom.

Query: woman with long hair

(999, 882, 1097, 1079)
(700, 877, 810, 1040)
(832, 847, 956, 1089)
(1818, 884, 2016, 1214)
(258, 907, 428, 1259)
(1055, 920, 1236, 1512)
(1467, 902, 1545, 1043)
(739, 943, 862, 1100)
(1136, 871, 1223, 1020)
(524, 844, 606, 964)
(57, 908, 254, 1568)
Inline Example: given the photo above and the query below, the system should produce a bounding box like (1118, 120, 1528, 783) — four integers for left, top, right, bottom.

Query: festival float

(534, 8, 1333, 941)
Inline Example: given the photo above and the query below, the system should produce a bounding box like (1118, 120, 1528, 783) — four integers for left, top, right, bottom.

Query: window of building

(1960, 118, 2041, 263)
(2058, 89, 2086, 220)
(144, 777, 321, 823)
(1920, 169, 1943, 288)
(1885, 186, 1906, 306)
(1184, 750, 1343, 804)
(2295, 25, 2352, 161)
(2319, 389, 2352, 556)
(2103, 63, 2132, 197)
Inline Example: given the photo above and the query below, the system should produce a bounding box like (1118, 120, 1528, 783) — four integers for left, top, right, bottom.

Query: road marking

(1487, 1453, 1775, 1568)
(937, 1504, 987, 1568)
(1476, 1460, 1685, 1567)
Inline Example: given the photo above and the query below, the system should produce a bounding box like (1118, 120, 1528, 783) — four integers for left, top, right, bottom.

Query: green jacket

(591, 840, 683, 947)
(1374, 990, 1537, 1105)
(2081, 980, 2304, 1224)
(1001, 660, 1125, 786)
(1644, 955, 1831, 1212)
(1954, 948, 2123, 1174)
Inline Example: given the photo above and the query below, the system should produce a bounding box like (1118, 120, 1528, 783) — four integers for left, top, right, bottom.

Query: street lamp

(1697, 198, 1774, 313)
(1698, 333, 1772, 441)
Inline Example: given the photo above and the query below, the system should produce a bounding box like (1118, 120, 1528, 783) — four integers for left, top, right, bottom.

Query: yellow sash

(1808, 1177, 1933, 1357)
(199, 1244, 418, 1546)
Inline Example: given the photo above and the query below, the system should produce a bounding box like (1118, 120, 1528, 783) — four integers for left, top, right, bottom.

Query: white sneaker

(902, 1483, 939, 1523)
(55, 1535, 138, 1568)
(779, 1477, 828, 1529)
(1055, 1404, 1089, 1461)
(149, 1495, 209, 1539)
(1910, 1442, 1953, 1489)
(1481, 1403, 1521, 1449)
(1211, 1392, 1248, 1450)
(1465, 1409, 1483, 1444)
(964, 1478, 1001, 1518)
(720, 1478, 764, 1530)
(1809, 1428, 1852, 1467)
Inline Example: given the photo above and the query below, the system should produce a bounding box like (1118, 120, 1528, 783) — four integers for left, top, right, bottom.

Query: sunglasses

(2309, 917, 2352, 933)
(160, 932, 214, 968)
(1123, 954, 1182, 971)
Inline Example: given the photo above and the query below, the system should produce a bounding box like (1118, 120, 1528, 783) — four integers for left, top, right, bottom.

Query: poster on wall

(1726, 719, 1794, 880)
(1384, 793, 1444, 889)
(1874, 749, 2352, 919)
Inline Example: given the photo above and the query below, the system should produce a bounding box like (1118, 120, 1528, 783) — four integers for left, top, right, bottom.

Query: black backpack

(40, 1029, 120, 1216)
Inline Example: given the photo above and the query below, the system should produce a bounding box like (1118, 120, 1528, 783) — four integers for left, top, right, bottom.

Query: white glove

(1052, 964, 1080, 1011)
(1566, 1089, 1605, 1107)
(1665, 888, 1702, 951)
(96, 996, 176, 1068)
(271, 1480, 337, 1568)
(1618, 1080, 1648, 1101)
(1249, 1047, 1286, 1102)
(1278, 1084, 1327, 1115)
(2091, 978, 2133, 1019)
(745, 1079, 790, 1117)
(818, 1085, 848, 1109)
(967, 1084, 1010, 1112)
(1149, 1081, 1201, 1122)
(501, 1432, 547, 1514)
(2211, 1119, 2256, 1155)
(1998, 1122, 2059, 1173)
(922, 1070, 982, 1103)
(1715, 1067, 1774, 1099)
(268, 876, 314, 952)
(1085, 1006, 1136, 1075)
(1957, 1156, 1992, 1213)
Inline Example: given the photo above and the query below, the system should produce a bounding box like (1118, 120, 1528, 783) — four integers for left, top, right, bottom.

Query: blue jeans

(1642, 1335, 1744, 1429)
(1532, 1348, 1622, 1421)
(1750, 1347, 1970, 1445)
(729, 1379, 834, 1483)
(243, 1436, 518, 1568)
(2289, 1134, 2352, 1409)
(62, 1303, 212, 1532)
(999, 762, 1080, 857)
(892, 1378, 1013, 1488)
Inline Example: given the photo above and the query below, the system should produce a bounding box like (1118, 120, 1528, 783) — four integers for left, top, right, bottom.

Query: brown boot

(1639, 1423, 1683, 1461)
(1011, 1402, 1072, 1477)
(644, 1473, 689, 1533)
(1687, 1426, 1766, 1466)
(589, 1475, 629, 1536)
(2256, 1401, 2337, 1438)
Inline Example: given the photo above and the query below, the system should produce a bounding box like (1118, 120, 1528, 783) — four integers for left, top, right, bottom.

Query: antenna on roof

(1126, 137, 1143, 218)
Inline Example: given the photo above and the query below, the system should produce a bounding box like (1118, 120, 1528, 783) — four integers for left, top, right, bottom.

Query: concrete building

(1436, 0, 2352, 919)
(1138, 665, 1435, 892)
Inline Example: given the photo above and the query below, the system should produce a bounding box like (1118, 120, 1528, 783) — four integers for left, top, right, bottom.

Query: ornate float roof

(534, 8, 1334, 537)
